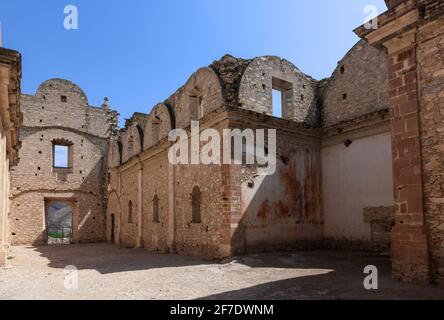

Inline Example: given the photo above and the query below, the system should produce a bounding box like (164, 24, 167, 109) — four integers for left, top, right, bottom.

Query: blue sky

(0, 0, 386, 126)
(54, 145, 69, 168)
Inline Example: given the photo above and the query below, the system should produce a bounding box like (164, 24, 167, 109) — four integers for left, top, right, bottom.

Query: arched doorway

(47, 202, 73, 245)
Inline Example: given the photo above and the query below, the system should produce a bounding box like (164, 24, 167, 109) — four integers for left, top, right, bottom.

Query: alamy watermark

(363, 265, 378, 290)
(64, 5, 78, 30)
(64, 265, 78, 290)
(168, 121, 277, 176)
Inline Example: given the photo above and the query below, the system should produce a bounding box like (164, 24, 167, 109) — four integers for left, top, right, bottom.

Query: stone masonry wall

(238, 56, 319, 126)
(107, 49, 395, 261)
(120, 165, 139, 248)
(9, 79, 118, 245)
(141, 153, 170, 253)
(0, 47, 21, 266)
(417, 15, 444, 284)
(322, 40, 389, 127)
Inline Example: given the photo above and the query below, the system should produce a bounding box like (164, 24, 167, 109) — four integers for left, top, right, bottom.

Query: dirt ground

(1, 244, 444, 300)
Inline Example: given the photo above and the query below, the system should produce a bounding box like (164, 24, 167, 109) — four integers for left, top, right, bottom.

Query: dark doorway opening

(110, 214, 115, 242)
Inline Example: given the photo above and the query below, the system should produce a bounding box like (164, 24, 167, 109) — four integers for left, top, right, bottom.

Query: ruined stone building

(8, 79, 118, 245)
(1, 0, 444, 286)
(0, 47, 21, 265)
(105, 0, 444, 285)
(106, 40, 394, 261)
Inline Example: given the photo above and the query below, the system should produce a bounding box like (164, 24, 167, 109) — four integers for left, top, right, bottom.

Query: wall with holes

(321, 40, 389, 127)
(9, 79, 118, 245)
(238, 56, 318, 126)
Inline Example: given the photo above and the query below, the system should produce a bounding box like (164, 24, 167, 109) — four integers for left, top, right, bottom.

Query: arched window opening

(191, 186, 202, 223)
(153, 195, 160, 223)
(128, 200, 133, 224)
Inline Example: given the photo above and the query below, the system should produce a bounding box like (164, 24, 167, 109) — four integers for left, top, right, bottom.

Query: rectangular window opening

(272, 77, 293, 119)
(272, 89, 283, 118)
(54, 145, 69, 168)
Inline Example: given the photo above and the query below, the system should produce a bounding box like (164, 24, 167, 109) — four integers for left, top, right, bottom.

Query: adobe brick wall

(9, 79, 118, 245)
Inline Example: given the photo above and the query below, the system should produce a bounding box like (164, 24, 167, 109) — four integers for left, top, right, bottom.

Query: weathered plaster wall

(229, 110, 323, 253)
(322, 131, 394, 247)
(241, 146, 323, 252)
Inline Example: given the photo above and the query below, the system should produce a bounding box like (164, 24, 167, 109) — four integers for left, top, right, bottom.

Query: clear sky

(0, 0, 386, 126)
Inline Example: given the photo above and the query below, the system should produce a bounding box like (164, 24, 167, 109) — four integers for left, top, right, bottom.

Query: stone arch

(121, 125, 143, 163)
(238, 56, 318, 125)
(144, 103, 172, 149)
(174, 67, 224, 128)
(136, 124, 144, 150)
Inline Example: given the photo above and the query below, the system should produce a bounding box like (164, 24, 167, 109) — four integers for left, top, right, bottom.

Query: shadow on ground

(20, 244, 444, 300)
(28, 243, 207, 274)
